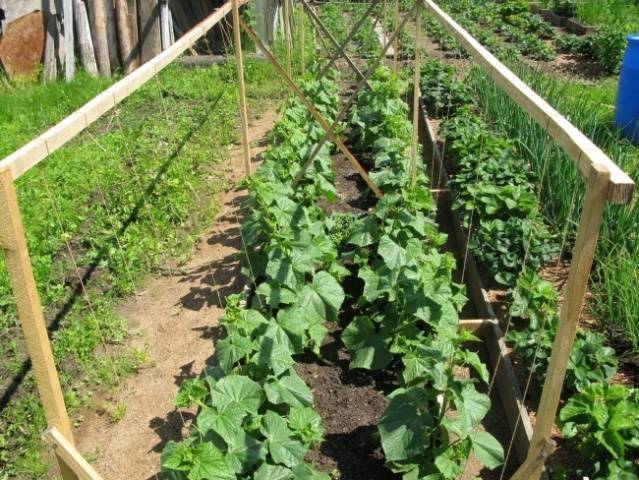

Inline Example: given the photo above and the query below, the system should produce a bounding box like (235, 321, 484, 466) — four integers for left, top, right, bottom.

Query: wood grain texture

(422, 0, 634, 204)
(63, 0, 75, 80)
(74, 0, 99, 76)
(232, 0, 252, 175)
(43, 427, 103, 480)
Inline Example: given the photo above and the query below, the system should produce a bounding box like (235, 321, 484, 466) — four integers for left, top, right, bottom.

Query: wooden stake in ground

(104, 0, 120, 70)
(88, 0, 112, 76)
(0, 169, 79, 480)
(63, 0, 75, 81)
(43, 14, 58, 82)
(283, 0, 292, 75)
(410, 6, 421, 183)
(74, 0, 99, 76)
(232, 0, 252, 176)
(393, 0, 399, 73)
(138, 0, 162, 63)
(512, 164, 611, 480)
(114, 0, 136, 73)
(299, 4, 305, 75)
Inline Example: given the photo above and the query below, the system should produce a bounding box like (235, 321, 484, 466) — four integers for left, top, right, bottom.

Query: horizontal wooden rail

(422, 0, 635, 204)
(42, 427, 103, 480)
(0, 0, 244, 181)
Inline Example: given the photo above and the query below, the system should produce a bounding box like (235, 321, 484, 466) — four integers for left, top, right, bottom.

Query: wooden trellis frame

(0, 0, 635, 478)
(419, 1, 635, 478)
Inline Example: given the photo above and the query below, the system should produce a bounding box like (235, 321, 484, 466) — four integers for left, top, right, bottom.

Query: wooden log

(63, 0, 75, 81)
(42, 427, 103, 480)
(88, 0, 112, 76)
(114, 0, 136, 73)
(138, 0, 162, 63)
(73, 0, 99, 76)
(127, 0, 140, 66)
(104, 0, 121, 70)
(168, 9, 175, 45)
(232, 0, 252, 176)
(0, 169, 79, 480)
(56, 14, 66, 71)
(421, 0, 634, 204)
(43, 14, 58, 82)
(521, 164, 611, 480)
(160, 0, 171, 50)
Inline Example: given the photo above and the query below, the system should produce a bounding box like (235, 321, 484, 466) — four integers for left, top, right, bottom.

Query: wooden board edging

(421, 0, 634, 205)
(0, 0, 246, 181)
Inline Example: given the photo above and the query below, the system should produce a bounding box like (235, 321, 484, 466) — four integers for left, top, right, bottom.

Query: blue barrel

(615, 34, 639, 144)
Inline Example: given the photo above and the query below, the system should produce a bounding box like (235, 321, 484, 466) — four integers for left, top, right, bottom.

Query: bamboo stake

(63, 0, 75, 81)
(240, 17, 383, 198)
(0, 169, 79, 480)
(88, 0, 112, 76)
(74, 0, 99, 77)
(43, 427, 103, 480)
(232, 0, 252, 176)
(114, 0, 136, 74)
(410, 5, 421, 183)
(283, 0, 292, 75)
(514, 164, 611, 480)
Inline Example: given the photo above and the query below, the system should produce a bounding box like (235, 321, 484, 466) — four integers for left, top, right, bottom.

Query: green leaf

(378, 387, 434, 462)
(216, 333, 254, 373)
(226, 431, 266, 474)
(266, 255, 299, 290)
(261, 411, 308, 468)
(453, 383, 491, 435)
(347, 216, 378, 247)
(298, 271, 345, 321)
(288, 406, 325, 446)
(358, 265, 396, 302)
(264, 369, 314, 407)
(276, 307, 310, 354)
(211, 375, 264, 415)
(256, 324, 296, 376)
(472, 431, 504, 469)
(458, 350, 490, 384)
(378, 235, 407, 270)
(341, 316, 393, 370)
(196, 405, 245, 444)
(291, 464, 331, 480)
(253, 463, 293, 480)
(161, 440, 235, 480)
(257, 282, 299, 307)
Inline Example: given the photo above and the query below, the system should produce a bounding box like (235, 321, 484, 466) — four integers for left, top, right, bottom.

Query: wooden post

(232, 0, 252, 176)
(410, 5, 421, 183)
(43, 427, 104, 480)
(104, 0, 121, 70)
(138, 0, 162, 63)
(127, 0, 141, 67)
(43, 14, 58, 82)
(88, 0, 112, 76)
(160, 0, 171, 50)
(393, 0, 399, 73)
(74, 0, 99, 76)
(0, 169, 79, 480)
(299, 4, 305, 75)
(283, 0, 292, 75)
(63, 0, 75, 81)
(114, 0, 136, 73)
(513, 164, 611, 480)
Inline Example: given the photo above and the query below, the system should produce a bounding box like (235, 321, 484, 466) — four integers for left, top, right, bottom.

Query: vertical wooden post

(410, 5, 421, 183)
(63, 0, 75, 81)
(88, 0, 112, 76)
(43, 14, 58, 82)
(393, 0, 400, 73)
(0, 169, 78, 480)
(74, 0, 99, 77)
(104, 0, 120, 70)
(114, 0, 136, 73)
(513, 164, 611, 480)
(138, 0, 162, 63)
(232, 0, 252, 176)
(299, 4, 305, 75)
(283, 0, 292, 75)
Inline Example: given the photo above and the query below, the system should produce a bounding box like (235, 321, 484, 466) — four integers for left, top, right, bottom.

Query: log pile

(0, 0, 226, 82)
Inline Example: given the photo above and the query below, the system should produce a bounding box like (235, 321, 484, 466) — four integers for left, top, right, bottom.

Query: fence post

(0, 168, 78, 480)
(232, 0, 252, 176)
(512, 163, 611, 480)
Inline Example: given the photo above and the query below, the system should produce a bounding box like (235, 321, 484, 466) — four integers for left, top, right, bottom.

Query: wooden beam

(88, 0, 112, 76)
(114, 0, 136, 73)
(63, 0, 75, 81)
(519, 164, 611, 480)
(421, 0, 634, 204)
(138, 0, 162, 63)
(74, 0, 99, 76)
(42, 427, 103, 480)
(0, 169, 79, 480)
(104, 0, 120, 70)
(0, 0, 240, 180)
(240, 17, 384, 198)
(232, 0, 252, 175)
(43, 14, 58, 82)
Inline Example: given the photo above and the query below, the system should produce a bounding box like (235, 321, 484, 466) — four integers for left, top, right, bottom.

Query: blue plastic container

(615, 34, 639, 144)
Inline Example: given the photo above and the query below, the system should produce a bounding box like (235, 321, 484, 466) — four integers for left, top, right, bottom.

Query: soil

(73, 110, 279, 480)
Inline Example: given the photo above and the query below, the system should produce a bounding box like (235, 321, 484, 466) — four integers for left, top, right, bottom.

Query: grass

(576, 0, 639, 31)
(465, 62, 639, 349)
(0, 55, 288, 478)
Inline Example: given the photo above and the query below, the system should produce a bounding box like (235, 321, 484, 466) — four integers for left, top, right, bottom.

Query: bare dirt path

(74, 110, 278, 480)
